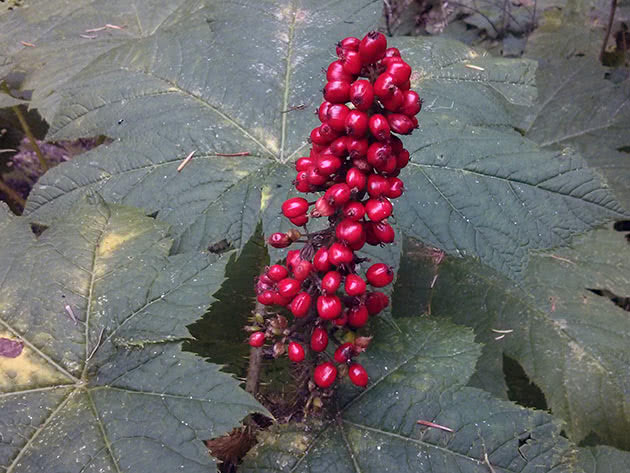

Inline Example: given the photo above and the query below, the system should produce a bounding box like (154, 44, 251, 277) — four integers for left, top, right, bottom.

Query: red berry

(267, 264, 289, 282)
(326, 61, 354, 82)
(348, 363, 368, 387)
(305, 165, 327, 186)
(367, 142, 392, 169)
(396, 149, 410, 168)
(365, 291, 390, 315)
(342, 201, 366, 221)
(348, 231, 367, 251)
(365, 198, 393, 221)
(326, 104, 350, 131)
(345, 167, 367, 191)
(345, 110, 369, 138)
(314, 362, 337, 388)
(249, 332, 265, 347)
(328, 242, 354, 265)
(295, 171, 311, 192)
(348, 305, 369, 328)
(324, 81, 351, 103)
(278, 278, 301, 298)
(384, 47, 401, 58)
(380, 88, 403, 112)
(296, 156, 314, 171)
(314, 196, 335, 217)
(313, 247, 331, 272)
(386, 177, 404, 198)
(372, 221, 395, 243)
(269, 232, 290, 248)
(400, 90, 421, 116)
(322, 271, 342, 294)
(336, 219, 365, 244)
(345, 274, 367, 296)
(290, 214, 308, 226)
(386, 60, 412, 86)
(366, 263, 394, 287)
(334, 342, 355, 363)
(293, 260, 313, 281)
(368, 114, 391, 141)
(319, 123, 341, 141)
(317, 155, 342, 175)
(289, 292, 312, 318)
(310, 327, 329, 352)
(318, 101, 332, 122)
(282, 197, 309, 218)
(373, 73, 397, 99)
(329, 137, 349, 157)
(257, 290, 275, 305)
(341, 50, 362, 75)
(388, 113, 416, 134)
(347, 137, 369, 158)
(273, 292, 292, 306)
(336, 36, 360, 56)
(349, 79, 375, 111)
(286, 250, 302, 272)
(288, 342, 305, 362)
(317, 294, 343, 319)
(367, 174, 389, 197)
(325, 183, 351, 207)
(359, 31, 387, 64)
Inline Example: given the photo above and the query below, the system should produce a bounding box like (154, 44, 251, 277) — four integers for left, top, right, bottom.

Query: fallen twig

(214, 151, 250, 157)
(20, 41, 35, 47)
(417, 419, 454, 433)
(176, 150, 195, 172)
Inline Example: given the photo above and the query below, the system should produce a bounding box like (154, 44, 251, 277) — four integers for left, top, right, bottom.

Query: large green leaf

(0, 194, 266, 472)
(1, 0, 623, 279)
(577, 445, 630, 473)
(430, 225, 630, 449)
(240, 317, 576, 473)
(517, 24, 630, 208)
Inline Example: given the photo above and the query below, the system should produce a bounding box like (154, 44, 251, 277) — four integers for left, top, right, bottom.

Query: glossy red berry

(340, 50, 362, 75)
(296, 156, 314, 171)
(373, 73, 397, 99)
(372, 221, 395, 243)
(396, 149, 410, 168)
(267, 264, 288, 282)
(334, 342, 355, 363)
(384, 47, 401, 58)
(388, 113, 416, 134)
(366, 263, 394, 287)
(322, 271, 342, 294)
(273, 292, 292, 307)
(314, 362, 337, 388)
(386, 60, 412, 86)
(386, 177, 404, 198)
(310, 327, 329, 352)
(313, 247, 331, 272)
(326, 61, 354, 82)
(366, 291, 389, 315)
(288, 342, 305, 362)
(323, 81, 351, 103)
(345, 274, 367, 296)
(348, 363, 368, 387)
(269, 232, 291, 248)
(365, 198, 393, 221)
(282, 197, 309, 218)
(345, 167, 367, 191)
(317, 294, 343, 319)
(342, 201, 366, 221)
(293, 260, 313, 281)
(359, 31, 387, 64)
(289, 292, 312, 318)
(368, 114, 391, 141)
(249, 332, 265, 347)
(336, 219, 365, 244)
(348, 305, 369, 328)
(318, 101, 333, 122)
(336, 36, 360, 56)
(367, 142, 392, 169)
(326, 104, 350, 132)
(347, 137, 369, 158)
(257, 290, 275, 305)
(328, 242, 354, 265)
(278, 278, 301, 298)
(345, 110, 369, 138)
(400, 90, 421, 116)
(325, 183, 352, 207)
(349, 80, 375, 111)
(367, 174, 389, 197)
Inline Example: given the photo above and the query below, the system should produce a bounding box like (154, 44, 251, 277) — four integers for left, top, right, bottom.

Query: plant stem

(600, 0, 618, 62)
(246, 301, 265, 395)
(0, 176, 26, 209)
(12, 105, 48, 172)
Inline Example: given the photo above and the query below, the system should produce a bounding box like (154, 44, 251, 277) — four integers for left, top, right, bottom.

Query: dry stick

(0, 177, 26, 209)
(245, 301, 265, 395)
(600, 0, 618, 62)
(214, 151, 250, 157)
(11, 104, 48, 172)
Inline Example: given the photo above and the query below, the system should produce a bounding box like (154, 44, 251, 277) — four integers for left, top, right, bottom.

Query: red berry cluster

(248, 32, 420, 392)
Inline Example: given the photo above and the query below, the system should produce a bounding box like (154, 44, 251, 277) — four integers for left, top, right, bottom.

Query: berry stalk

(247, 31, 421, 396)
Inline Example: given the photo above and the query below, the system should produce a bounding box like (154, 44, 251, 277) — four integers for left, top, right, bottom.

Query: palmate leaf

(430, 225, 630, 449)
(0, 0, 618, 279)
(0, 195, 266, 472)
(241, 317, 576, 473)
(516, 24, 630, 208)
